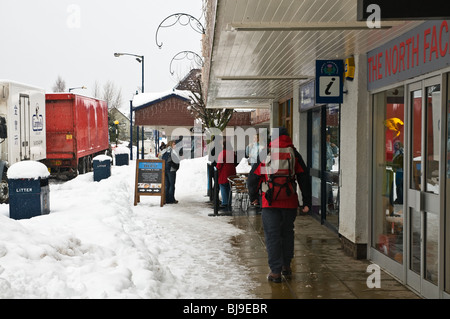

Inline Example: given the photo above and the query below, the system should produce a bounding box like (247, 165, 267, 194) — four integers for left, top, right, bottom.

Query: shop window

(325, 105, 340, 228)
(372, 87, 405, 263)
(425, 84, 441, 195)
(310, 109, 322, 217)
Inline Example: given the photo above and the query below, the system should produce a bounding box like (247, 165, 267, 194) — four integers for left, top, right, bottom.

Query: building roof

(132, 89, 191, 110)
(174, 68, 202, 91)
(133, 92, 194, 127)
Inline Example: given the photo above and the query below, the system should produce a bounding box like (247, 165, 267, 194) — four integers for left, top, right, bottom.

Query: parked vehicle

(43, 93, 109, 179)
(0, 80, 47, 203)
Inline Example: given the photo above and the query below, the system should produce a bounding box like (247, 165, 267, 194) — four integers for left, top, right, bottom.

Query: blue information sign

(134, 159, 165, 207)
(315, 60, 344, 104)
(299, 80, 316, 111)
(139, 162, 163, 170)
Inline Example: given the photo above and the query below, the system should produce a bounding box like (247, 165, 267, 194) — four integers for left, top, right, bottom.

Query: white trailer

(0, 80, 47, 203)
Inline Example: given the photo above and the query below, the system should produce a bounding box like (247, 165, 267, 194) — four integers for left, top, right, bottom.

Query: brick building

(132, 90, 259, 157)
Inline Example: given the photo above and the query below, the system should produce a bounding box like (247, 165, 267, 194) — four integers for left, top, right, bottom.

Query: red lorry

(43, 93, 110, 179)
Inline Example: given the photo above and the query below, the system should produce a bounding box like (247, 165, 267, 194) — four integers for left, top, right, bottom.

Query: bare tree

(91, 80, 101, 99)
(101, 81, 122, 110)
(52, 75, 66, 92)
(182, 70, 233, 132)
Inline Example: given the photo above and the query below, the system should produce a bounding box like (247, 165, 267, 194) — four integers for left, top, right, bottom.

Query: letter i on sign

(319, 76, 340, 97)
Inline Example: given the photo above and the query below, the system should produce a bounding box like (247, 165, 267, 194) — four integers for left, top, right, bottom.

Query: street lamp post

(68, 86, 87, 92)
(114, 120, 119, 147)
(114, 52, 145, 160)
(113, 52, 144, 93)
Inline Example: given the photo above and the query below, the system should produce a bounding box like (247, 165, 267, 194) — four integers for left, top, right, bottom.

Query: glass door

(406, 77, 441, 298)
(307, 105, 340, 231)
(309, 108, 322, 219)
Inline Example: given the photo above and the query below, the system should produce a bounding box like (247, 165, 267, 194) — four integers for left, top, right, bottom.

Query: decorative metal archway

(155, 13, 205, 49)
(169, 50, 203, 76)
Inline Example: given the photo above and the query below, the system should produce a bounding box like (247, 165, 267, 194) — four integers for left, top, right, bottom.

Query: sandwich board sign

(315, 60, 344, 104)
(134, 159, 165, 207)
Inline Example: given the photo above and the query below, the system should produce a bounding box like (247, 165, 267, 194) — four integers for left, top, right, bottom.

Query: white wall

(270, 101, 278, 131)
(338, 54, 370, 244)
(293, 82, 308, 206)
(292, 82, 300, 149)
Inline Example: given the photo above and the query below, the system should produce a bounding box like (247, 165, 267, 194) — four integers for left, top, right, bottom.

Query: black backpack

(162, 149, 179, 171)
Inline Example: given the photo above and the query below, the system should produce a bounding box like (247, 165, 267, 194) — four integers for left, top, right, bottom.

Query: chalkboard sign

(134, 159, 165, 206)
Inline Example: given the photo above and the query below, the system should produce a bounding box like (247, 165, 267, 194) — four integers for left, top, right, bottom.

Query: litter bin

(115, 153, 129, 166)
(93, 155, 112, 182)
(114, 147, 130, 166)
(7, 161, 50, 220)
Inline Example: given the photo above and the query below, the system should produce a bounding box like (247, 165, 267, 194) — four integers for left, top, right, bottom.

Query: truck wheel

(0, 173, 9, 204)
(86, 156, 93, 172)
(78, 158, 86, 174)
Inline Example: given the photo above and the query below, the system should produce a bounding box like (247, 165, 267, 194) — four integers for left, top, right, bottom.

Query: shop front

(298, 80, 341, 232)
(368, 20, 450, 298)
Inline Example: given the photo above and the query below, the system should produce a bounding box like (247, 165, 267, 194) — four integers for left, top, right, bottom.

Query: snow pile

(0, 155, 257, 299)
(7, 161, 50, 179)
(113, 146, 130, 155)
(93, 154, 112, 162)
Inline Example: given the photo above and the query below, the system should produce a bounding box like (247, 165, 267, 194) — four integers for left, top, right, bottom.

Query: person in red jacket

(216, 139, 237, 212)
(248, 127, 311, 283)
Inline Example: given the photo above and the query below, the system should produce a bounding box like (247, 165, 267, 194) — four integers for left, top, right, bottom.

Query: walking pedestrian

(245, 133, 264, 165)
(247, 127, 311, 283)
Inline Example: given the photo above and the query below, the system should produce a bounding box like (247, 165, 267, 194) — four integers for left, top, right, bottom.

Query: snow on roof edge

(132, 89, 192, 108)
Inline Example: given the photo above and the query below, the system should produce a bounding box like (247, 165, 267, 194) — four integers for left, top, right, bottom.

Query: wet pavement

(228, 210, 422, 299)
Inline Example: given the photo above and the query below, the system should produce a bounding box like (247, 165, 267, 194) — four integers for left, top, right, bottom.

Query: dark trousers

(261, 207, 297, 274)
(165, 170, 177, 203)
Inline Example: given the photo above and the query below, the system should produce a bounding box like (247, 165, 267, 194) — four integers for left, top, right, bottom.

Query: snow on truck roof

(0, 79, 45, 91)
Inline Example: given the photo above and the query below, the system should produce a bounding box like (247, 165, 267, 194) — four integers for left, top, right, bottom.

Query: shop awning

(203, 0, 424, 109)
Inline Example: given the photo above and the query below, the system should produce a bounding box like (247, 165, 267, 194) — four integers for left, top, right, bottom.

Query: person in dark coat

(163, 140, 180, 204)
(247, 128, 311, 283)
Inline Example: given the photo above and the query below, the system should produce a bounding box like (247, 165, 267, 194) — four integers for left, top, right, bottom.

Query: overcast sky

(0, 0, 204, 111)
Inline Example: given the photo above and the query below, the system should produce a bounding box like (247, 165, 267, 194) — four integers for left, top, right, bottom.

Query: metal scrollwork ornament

(170, 51, 204, 75)
(155, 13, 205, 49)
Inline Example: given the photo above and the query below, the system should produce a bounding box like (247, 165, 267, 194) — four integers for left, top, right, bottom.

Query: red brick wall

(228, 111, 251, 126)
(134, 96, 253, 127)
